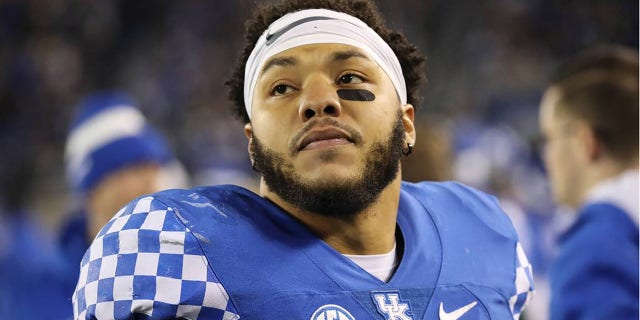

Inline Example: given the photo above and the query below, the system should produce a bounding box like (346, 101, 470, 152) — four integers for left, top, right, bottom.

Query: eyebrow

(262, 56, 298, 74)
(330, 50, 370, 62)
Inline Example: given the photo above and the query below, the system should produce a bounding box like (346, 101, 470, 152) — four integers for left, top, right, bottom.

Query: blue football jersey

(73, 181, 534, 319)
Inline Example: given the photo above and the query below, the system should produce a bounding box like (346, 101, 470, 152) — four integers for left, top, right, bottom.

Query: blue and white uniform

(73, 181, 534, 319)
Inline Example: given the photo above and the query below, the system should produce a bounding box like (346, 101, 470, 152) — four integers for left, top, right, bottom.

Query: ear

(401, 104, 416, 145)
(577, 121, 602, 162)
(244, 122, 253, 140)
(244, 123, 255, 164)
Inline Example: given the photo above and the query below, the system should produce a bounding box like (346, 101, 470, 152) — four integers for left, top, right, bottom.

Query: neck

(579, 157, 638, 206)
(260, 176, 401, 255)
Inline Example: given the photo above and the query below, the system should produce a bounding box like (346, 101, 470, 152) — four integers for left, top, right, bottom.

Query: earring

(402, 143, 413, 156)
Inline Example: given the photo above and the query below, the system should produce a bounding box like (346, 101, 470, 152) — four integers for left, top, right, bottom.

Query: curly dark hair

(225, 0, 426, 123)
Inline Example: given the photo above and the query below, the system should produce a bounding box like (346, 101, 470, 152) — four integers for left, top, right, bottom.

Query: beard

(251, 110, 406, 221)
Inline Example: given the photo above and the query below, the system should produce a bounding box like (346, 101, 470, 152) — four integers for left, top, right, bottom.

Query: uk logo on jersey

(372, 291, 414, 320)
(310, 304, 356, 320)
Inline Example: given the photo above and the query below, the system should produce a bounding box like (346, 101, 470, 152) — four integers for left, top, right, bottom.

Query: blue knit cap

(65, 91, 172, 193)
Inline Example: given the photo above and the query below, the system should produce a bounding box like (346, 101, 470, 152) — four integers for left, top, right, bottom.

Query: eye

(338, 73, 365, 85)
(271, 84, 295, 96)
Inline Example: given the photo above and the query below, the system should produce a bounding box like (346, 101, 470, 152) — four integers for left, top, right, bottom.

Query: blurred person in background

(56, 90, 189, 317)
(0, 137, 69, 318)
(539, 45, 638, 319)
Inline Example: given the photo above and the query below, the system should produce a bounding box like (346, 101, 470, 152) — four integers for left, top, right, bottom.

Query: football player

(73, 1, 534, 319)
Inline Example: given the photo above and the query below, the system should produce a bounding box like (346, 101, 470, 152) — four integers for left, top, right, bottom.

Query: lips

(297, 127, 354, 151)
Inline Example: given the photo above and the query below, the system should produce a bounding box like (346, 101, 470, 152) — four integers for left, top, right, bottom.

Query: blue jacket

(550, 202, 639, 320)
(0, 213, 71, 319)
(56, 210, 92, 316)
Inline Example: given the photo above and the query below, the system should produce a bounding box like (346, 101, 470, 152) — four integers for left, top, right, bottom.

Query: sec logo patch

(310, 304, 356, 320)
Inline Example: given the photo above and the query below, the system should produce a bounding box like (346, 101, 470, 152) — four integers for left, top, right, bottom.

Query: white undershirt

(343, 243, 398, 282)
(585, 169, 639, 225)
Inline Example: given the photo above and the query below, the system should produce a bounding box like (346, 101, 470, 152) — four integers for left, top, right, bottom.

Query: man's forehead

(541, 88, 562, 113)
(540, 89, 559, 127)
(540, 88, 576, 129)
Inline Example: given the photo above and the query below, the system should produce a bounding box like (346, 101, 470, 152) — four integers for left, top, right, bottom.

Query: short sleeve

(72, 196, 240, 320)
(508, 242, 535, 319)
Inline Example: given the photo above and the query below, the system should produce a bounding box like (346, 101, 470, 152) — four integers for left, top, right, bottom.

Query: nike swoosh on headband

(266, 16, 333, 45)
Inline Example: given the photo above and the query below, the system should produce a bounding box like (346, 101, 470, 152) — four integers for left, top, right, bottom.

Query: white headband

(243, 8, 407, 120)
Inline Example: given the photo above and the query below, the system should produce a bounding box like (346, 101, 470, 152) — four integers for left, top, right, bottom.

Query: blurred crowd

(0, 0, 637, 319)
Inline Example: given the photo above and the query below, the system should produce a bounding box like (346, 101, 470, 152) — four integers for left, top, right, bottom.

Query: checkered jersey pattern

(72, 196, 240, 320)
(509, 242, 535, 319)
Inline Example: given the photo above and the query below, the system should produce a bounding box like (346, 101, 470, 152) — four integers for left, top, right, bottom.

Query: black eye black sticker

(337, 89, 375, 102)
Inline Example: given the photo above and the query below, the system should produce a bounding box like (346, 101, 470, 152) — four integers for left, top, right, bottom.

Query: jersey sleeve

(72, 196, 239, 320)
(479, 187, 535, 319)
(407, 181, 536, 318)
(473, 185, 535, 319)
(508, 242, 535, 319)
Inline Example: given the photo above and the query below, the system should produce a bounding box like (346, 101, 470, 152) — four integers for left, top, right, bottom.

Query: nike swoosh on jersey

(439, 301, 478, 320)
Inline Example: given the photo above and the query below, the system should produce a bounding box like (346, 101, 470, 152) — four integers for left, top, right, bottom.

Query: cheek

(544, 146, 564, 179)
(357, 94, 398, 122)
(122, 172, 159, 195)
(252, 123, 293, 154)
(550, 147, 579, 192)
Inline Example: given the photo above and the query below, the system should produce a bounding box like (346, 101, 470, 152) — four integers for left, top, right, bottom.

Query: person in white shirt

(538, 45, 638, 320)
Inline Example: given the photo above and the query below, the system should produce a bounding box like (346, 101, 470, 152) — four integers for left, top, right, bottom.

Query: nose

(298, 76, 342, 121)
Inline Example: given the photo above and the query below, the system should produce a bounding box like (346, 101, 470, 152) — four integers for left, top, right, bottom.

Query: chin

(294, 157, 360, 177)
(303, 170, 361, 187)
